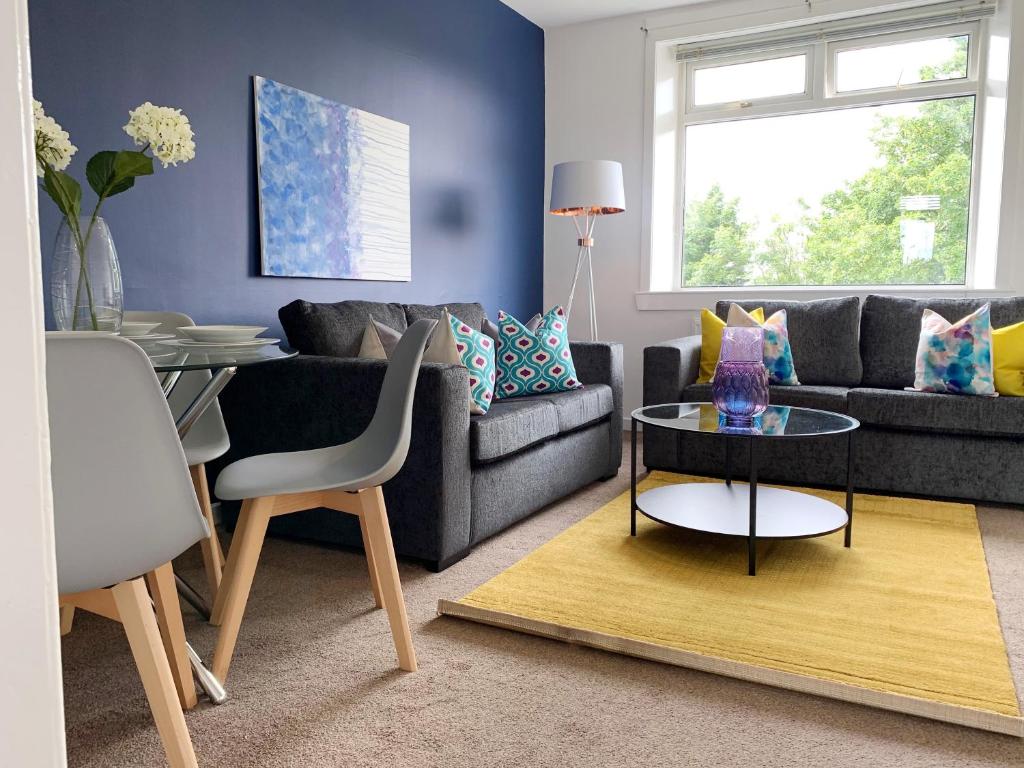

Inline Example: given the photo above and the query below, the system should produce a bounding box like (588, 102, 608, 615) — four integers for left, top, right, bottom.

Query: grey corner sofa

(643, 295, 1024, 506)
(211, 299, 623, 571)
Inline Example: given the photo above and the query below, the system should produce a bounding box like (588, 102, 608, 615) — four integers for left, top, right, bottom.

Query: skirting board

(437, 599, 1024, 737)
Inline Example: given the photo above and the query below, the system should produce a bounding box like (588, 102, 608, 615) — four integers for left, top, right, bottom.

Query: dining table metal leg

(166, 366, 239, 705)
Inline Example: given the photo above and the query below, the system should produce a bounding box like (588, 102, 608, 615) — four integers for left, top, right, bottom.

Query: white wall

(0, 0, 67, 763)
(544, 0, 1024, 422)
(545, 10, 696, 423)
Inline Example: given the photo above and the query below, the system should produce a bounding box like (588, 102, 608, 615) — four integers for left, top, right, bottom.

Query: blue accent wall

(28, 0, 544, 337)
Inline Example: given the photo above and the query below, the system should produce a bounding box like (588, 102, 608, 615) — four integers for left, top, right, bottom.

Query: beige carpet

(62, 438, 1024, 767)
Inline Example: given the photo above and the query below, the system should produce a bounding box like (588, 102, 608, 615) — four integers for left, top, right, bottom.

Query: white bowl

(178, 325, 268, 343)
(119, 321, 161, 338)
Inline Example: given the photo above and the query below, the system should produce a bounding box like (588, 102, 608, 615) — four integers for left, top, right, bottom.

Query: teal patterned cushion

(449, 313, 497, 414)
(496, 306, 582, 398)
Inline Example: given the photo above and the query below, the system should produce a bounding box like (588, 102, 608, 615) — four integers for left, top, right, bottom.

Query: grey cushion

(860, 295, 1024, 388)
(404, 302, 485, 331)
(849, 387, 1024, 437)
(279, 299, 407, 358)
(526, 384, 614, 433)
(470, 397, 558, 463)
(717, 297, 862, 387)
(683, 383, 850, 413)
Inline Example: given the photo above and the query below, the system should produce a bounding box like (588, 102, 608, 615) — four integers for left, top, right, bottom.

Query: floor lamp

(549, 160, 625, 341)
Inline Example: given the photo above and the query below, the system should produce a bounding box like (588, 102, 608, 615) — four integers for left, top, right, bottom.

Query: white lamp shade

(549, 160, 625, 216)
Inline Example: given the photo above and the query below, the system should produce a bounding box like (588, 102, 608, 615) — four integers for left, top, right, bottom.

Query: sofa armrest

(643, 335, 702, 406)
(571, 341, 624, 476)
(642, 335, 701, 472)
(212, 355, 472, 566)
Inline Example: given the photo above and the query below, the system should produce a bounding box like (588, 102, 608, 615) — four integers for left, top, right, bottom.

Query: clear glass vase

(50, 216, 123, 332)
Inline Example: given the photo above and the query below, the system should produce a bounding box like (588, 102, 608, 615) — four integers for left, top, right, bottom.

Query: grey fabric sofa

(643, 295, 1024, 506)
(212, 299, 623, 571)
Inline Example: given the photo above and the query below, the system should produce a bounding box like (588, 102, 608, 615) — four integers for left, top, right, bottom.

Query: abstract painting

(254, 76, 410, 280)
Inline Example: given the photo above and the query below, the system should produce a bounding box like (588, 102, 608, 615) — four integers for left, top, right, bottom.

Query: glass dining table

(136, 338, 297, 705)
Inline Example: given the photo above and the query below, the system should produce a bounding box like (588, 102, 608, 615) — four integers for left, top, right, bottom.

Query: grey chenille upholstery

(719, 297, 862, 386)
(212, 301, 624, 570)
(643, 295, 1024, 505)
(46, 333, 209, 594)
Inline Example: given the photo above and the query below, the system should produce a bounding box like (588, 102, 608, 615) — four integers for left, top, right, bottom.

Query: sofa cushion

(717, 297, 862, 387)
(860, 295, 1024, 389)
(279, 299, 407, 358)
(683, 383, 850, 413)
(470, 398, 558, 463)
(526, 384, 614, 433)
(469, 385, 613, 463)
(404, 302, 485, 331)
(849, 387, 1024, 437)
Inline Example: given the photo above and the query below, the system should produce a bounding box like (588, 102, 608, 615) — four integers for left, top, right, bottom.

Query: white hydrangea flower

(123, 102, 196, 168)
(33, 99, 77, 177)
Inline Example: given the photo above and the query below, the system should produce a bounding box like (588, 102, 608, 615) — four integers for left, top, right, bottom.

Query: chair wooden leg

(211, 496, 273, 682)
(60, 605, 75, 636)
(358, 486, 417, 672)
(190, 463, 224, 600)
(358, 508, 383, 609)
(111, 578, 198, 768)
(146, 562, 198, 710)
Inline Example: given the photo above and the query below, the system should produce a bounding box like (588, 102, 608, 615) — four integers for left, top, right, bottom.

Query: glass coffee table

(630, 403, 859, 575)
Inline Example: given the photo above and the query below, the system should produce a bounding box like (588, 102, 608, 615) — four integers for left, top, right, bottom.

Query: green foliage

(682, 41, 973, 287)
(86, 150, 153, 199)
(41, 166, 81, 221)
(682, 184, 755, 286)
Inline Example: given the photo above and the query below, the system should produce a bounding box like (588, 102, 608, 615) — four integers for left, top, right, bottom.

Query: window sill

(635, 285, 1018, 311)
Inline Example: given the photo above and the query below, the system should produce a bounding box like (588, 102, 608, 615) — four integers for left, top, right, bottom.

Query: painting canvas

(254, 76, 411, 280)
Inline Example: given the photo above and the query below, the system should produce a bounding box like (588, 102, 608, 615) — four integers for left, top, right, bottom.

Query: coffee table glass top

(632, 403, 859, 438)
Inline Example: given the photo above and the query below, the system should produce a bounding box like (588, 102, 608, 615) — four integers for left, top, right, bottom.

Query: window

(674, 17, 987, 289)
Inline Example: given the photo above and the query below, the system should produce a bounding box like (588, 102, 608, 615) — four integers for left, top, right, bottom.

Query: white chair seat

(183, 431, 231, 467)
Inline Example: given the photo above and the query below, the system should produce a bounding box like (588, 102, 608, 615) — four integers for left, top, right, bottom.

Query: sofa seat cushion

(848, 387, 1024, 438)
(526, 384, 614, 433)
(471, 398, 559, 463)
(683, 383, 850, 413)
(470, 385, 614, 463)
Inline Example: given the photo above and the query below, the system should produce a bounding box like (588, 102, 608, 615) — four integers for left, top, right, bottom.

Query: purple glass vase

(711, 326, 769, 426)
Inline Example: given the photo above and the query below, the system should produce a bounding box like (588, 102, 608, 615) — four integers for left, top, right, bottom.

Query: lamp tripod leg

(566, 245, 587, 322)
(586, 245, 598, 341)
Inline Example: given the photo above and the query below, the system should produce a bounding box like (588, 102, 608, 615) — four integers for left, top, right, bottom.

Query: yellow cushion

(993, 320, 1024, 396)
(696, 306, 765, 384)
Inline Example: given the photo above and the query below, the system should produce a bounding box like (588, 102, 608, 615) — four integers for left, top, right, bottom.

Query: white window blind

(675, 0, 995, 62)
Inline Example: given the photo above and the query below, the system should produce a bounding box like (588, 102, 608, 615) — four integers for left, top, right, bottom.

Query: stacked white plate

(163, 325, 279, 350)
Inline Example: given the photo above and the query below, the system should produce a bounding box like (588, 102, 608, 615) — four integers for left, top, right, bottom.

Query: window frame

(673, 19, 985, 291)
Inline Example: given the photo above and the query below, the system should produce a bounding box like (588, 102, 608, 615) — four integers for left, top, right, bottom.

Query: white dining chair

(209, 319, 435, 681)
(125, 310, 230, 600)
(48, 332, 210, 768)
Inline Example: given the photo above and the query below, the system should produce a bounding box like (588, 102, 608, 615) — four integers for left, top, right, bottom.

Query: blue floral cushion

(913, 304, 995, 396)
(496, 306, 582, 398)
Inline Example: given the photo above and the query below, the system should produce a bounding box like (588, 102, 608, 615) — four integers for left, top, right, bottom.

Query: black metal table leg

(748, 437, 758, 576)
(845, 430, 854, 548)
(724, 437, 732, 487)
(630, 417, 638, 536)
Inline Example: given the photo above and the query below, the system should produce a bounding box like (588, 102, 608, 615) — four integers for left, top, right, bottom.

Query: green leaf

(42, 167, 81, 221)
(113, 150, 153, 180)
(86, 151, 116, 198)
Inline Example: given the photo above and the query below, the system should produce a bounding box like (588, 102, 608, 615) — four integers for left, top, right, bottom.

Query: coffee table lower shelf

(633, 483, 850, 575)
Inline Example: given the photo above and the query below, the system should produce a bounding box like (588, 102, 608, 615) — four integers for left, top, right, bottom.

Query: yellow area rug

(439, 472, 1022, 735)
